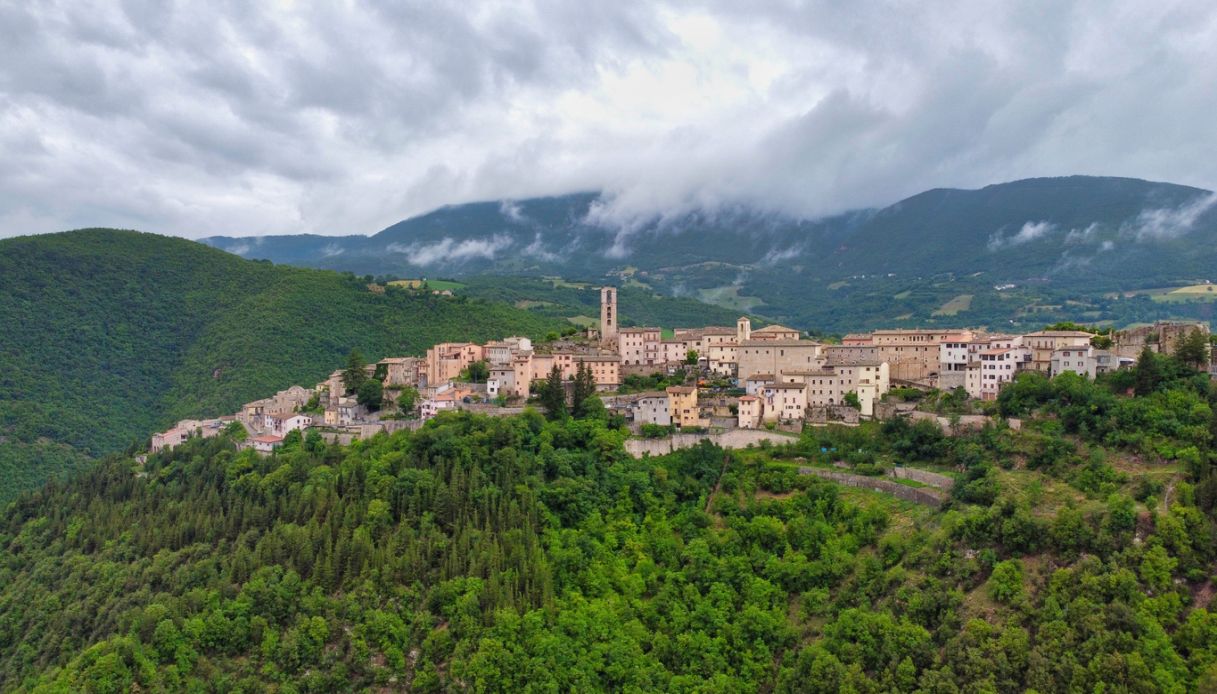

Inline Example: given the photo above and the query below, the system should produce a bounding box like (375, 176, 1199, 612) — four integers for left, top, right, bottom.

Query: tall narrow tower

(737, 316, 751, 342)
(600, 286, 618, 346)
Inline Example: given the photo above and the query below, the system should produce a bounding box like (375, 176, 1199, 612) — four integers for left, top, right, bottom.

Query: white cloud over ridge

(387, 235, 513, 266)
(1122, 192, 1217, 241)
(1, 1, 1216, 239)
(988, 220, 1055, 250)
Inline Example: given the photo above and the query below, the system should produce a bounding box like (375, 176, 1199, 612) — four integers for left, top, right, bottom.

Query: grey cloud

(1, 1, 1216, 239)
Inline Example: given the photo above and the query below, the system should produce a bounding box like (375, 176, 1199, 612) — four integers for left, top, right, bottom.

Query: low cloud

(320, 243, 345, 257)
(522, 232, 561, 262)
(759, 246, 803, 266)
(499, 201, 526, 224)
(386, 235, 512, 265)
(1064, 222, 1100, 244)
(988, 220, 1054, 250)
(1123, 192, 1217, 241)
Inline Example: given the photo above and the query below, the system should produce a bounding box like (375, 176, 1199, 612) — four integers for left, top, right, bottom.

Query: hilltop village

(151, 286, 1214, 455)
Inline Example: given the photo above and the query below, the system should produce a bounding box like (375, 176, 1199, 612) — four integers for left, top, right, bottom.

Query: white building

(761, 383, 807, 423)
(1051, 346, 1098, 379)
(978, 347, 1032, 400)
(632, 395, 671, 426)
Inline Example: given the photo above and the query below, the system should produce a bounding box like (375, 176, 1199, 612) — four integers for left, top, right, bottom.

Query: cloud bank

(2, 1, 1216, 239)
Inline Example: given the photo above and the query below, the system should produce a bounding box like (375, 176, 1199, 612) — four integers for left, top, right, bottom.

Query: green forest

(2, 348, 1217, 692)
(0, 229, 569, 505)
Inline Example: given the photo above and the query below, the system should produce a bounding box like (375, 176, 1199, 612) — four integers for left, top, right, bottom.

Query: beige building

(575, 354, 621, 390)
(661, 339, 689, 365)
(619, 327, 663, 367)
(1022, 331, 1093, 373)
(853, 329, 976, 381)
(737, 339, 823, 381)
(737, 395, 762, 429)
(490, 355, 533, 399)
(532, 352, 577, 382)
(761, 383, 807, 423)
(749, 324, 800, 341)
(666, 386, 708, 428)
(784, 361, 890, 418)
(424, 343, 484, 386)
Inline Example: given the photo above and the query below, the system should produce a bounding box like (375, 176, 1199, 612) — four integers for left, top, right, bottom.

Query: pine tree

(1133, 345, 1162, 396)
(342, 350, 368, 394)
(539, 365, 568, 419)
(571, 362, 597, 418)
(1174, 328, 1210, 369)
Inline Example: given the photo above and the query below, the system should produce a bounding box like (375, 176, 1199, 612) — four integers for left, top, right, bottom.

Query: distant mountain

(202, 176, 1217, 330)
(0, 229, 567, 504)
(202, 176, 1217, 281)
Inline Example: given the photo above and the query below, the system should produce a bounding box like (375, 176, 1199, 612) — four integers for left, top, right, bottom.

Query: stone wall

(891, 466, 954, 490)
(624, 429, 799, 457)
(798, 467, 946, 506)
(807, 405, 860, 425)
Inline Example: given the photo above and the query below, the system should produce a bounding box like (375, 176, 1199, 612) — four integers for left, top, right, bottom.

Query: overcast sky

(2, 1, 1216, 239)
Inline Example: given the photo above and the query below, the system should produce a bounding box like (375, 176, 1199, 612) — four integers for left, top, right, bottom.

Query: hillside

(0, 229, 566, 505)
(2, 350, 1216, 691)
(203, 176, 1217, 332)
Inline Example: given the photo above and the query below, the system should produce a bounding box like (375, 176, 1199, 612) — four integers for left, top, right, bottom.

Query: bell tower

(600, 287, 618, 346)
(737, 316, 751, 342)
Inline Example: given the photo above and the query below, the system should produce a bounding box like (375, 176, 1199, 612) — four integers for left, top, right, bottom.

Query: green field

(388, 278, 466, 290)
(932, 293, 973, 316)
(1151, 283, 1217, 303)
(697, 284, 764, 312)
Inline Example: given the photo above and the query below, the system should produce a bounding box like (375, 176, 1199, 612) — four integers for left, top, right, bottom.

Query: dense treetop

(0, 229, 565, 504)
(2, 346, 1216, 691)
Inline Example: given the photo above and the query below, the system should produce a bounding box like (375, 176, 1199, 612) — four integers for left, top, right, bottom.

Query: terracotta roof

(665, 386, 697, 394)
(753, 324, 797, 334)
(738, 395, 758, 401)
(766, 382, 807, 390)
(252, 435, 284, 444)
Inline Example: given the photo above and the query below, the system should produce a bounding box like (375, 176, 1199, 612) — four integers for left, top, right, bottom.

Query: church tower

(737, 316, 751, 342)
(600, 287, 618, 346)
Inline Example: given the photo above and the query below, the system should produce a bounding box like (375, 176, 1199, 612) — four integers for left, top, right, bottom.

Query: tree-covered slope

(0, 229, 564, 504)
(2, 349, 1216, 691)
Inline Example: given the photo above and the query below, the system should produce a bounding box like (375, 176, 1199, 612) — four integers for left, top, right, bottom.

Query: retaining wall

(625, 429, 798, 457)
(798, 467, 947, 507)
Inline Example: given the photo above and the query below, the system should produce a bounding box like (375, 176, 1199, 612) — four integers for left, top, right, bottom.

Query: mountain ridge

(199, 175, 1217, 332)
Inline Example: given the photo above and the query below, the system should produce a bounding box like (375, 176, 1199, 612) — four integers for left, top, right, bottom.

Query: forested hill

(0, 229, 565, 505)
(2, 347, 1216, 691)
